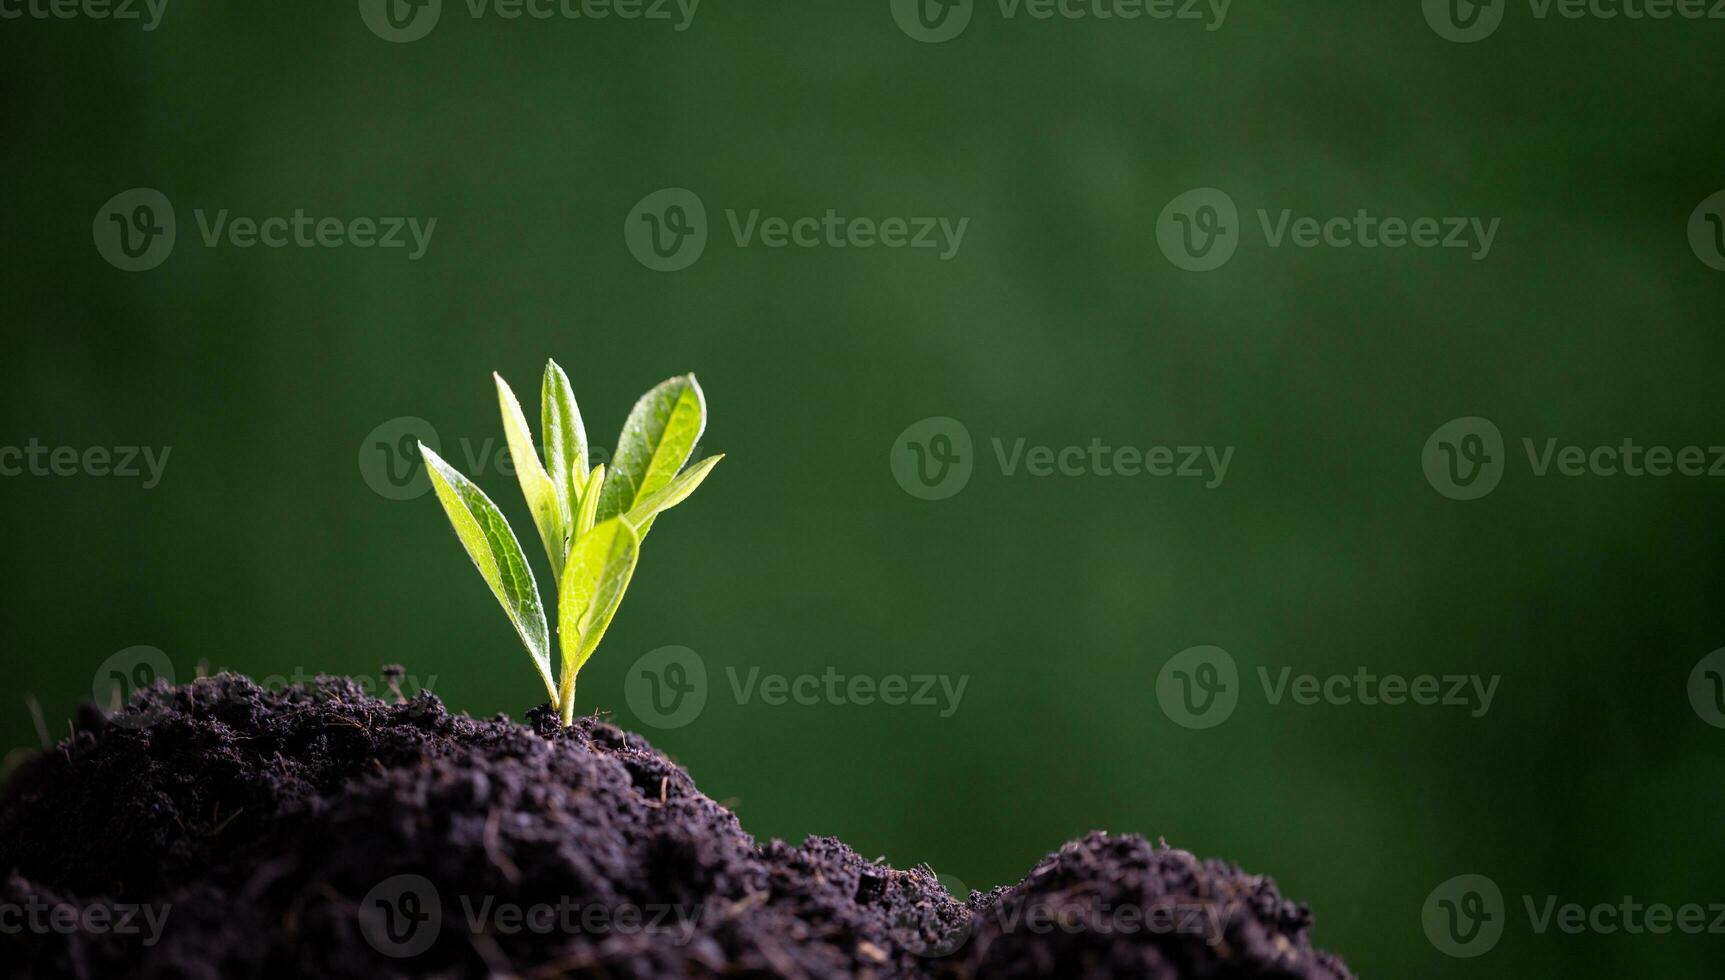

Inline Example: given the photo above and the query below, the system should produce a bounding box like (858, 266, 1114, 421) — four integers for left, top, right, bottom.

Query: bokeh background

(4, 1, 1725, 975)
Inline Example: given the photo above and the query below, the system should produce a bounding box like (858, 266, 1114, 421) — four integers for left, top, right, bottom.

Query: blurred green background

(4, 1, 1725, 976)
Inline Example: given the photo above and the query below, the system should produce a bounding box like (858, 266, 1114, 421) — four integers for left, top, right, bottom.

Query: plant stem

(557, 671, 576, 727)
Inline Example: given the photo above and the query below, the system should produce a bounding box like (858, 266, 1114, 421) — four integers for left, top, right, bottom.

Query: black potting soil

(0, 674, 1353, 979)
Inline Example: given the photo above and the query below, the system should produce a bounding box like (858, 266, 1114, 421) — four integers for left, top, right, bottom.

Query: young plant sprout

(418, 362, 720, 725)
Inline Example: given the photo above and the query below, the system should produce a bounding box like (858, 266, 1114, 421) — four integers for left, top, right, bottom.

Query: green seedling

(418, 362, 721, 725)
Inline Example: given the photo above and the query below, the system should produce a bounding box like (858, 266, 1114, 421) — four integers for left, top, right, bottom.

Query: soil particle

(0, 675, 1352, 979)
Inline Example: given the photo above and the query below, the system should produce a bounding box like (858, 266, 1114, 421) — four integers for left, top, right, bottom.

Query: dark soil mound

(0, 675, 1352, 979)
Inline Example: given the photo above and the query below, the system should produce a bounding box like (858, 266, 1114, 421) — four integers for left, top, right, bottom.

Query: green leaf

(541, 359, 588, 547)
(419, 443, 555, 703)
(625, 453, 723, 531)
(556, 517, 641, 722)
(575, 463, 605, 541)
(596, 375, 706, 523)
(496, 373, 565, 576)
